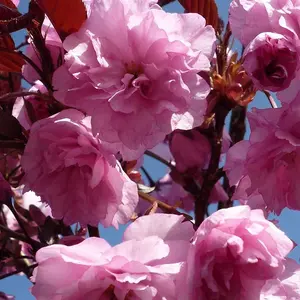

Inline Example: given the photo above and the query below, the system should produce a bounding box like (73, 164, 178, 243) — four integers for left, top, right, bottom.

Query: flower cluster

(53, 0, 216, 160)
(230, 0, 300, 92)
(32, 208, 299, 299)
(0, 0, 299, 299)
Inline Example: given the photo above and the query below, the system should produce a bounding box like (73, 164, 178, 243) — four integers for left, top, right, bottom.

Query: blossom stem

(0, 263, 38, 280)
(0, 91, 53, 103)
(138, 191, 193, 221)
(264, 91, 278, 108)
(144, 150, 174, 170)
(194, 100, 231, 228)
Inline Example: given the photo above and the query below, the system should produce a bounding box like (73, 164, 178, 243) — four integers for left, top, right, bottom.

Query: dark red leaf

(0, 37, 21, 97)
(0, 0, 18, 9)
(0, 48, 24, 72)
(179, 0, 219, 31)
(0, 110, 23, 139)
(34, 0, 87, 40)
(0, 4, 20, 21)
(0, 30, 24, 73)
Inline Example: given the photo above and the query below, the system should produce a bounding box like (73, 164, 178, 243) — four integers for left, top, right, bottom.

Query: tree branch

(144, 150, 174, 170)
(0, 263, 38, 280)
(195, 100, 231, 227)
(0, 91, 53, 103)
(138, 191, 193, 221)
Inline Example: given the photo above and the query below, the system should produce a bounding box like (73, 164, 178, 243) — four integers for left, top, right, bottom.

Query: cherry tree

(0, 0, 299, 299)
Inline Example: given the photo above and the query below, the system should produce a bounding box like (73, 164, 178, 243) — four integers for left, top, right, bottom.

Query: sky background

(1, 0, 300, 298)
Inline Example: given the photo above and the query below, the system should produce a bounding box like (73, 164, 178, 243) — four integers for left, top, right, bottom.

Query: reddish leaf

(0, 34, 14, 51)
(0, 36, 21, 92)
(0, 26, 24, 73)
(0, 72, 20, 96)
(0, 0, 18, 9)
(0, 48, 24, 72)
(34, 0, 87, 40)
(179, 0, 219, 31)
(0, 4, 20, 21)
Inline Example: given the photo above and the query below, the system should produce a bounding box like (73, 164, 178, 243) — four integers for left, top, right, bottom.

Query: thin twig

(7, 165, 21, 180)
(144, 150, 174, 170)
(0, 91, 53, 103)
(16, 41, 29, 50)
(138, 191, 193, 221)
(140, 166, 156, 187)
(0, 263, 38, 280)
(264, 91, 278, 108)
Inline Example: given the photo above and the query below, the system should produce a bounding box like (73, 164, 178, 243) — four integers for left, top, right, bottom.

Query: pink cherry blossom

(23, 16, 63, 83)
(225, 103, 300, 214)
(222, 129, 232, 154)
(261, 258, 300, 299)
(229, 0, 296, 46)
(278, 72, 300, 104)
(179, 206, 293, 300)
(53, 0, 216, 160)
(243, 32, 299, 92)
(224, 140, 249, 189)
(31, 213, 194, 299)
(224, 140, 266, 210)
(21, 109, 138, 227)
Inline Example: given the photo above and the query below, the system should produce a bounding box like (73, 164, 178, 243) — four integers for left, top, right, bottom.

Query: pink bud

(243, 32, 298, 92)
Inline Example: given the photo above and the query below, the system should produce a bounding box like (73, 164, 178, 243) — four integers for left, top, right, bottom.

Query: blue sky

(1, 0, 299, 298)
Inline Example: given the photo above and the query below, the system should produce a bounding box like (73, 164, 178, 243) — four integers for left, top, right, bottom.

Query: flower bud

(243, 32, 298, 92)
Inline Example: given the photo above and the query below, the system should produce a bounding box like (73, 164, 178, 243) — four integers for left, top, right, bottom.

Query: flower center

(125, 61, 143, 78)
(101, 285, 134, 299)
(101, 285, 116, 299)
(124, 61, 152, 97)
(265, 61, 288, 81)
